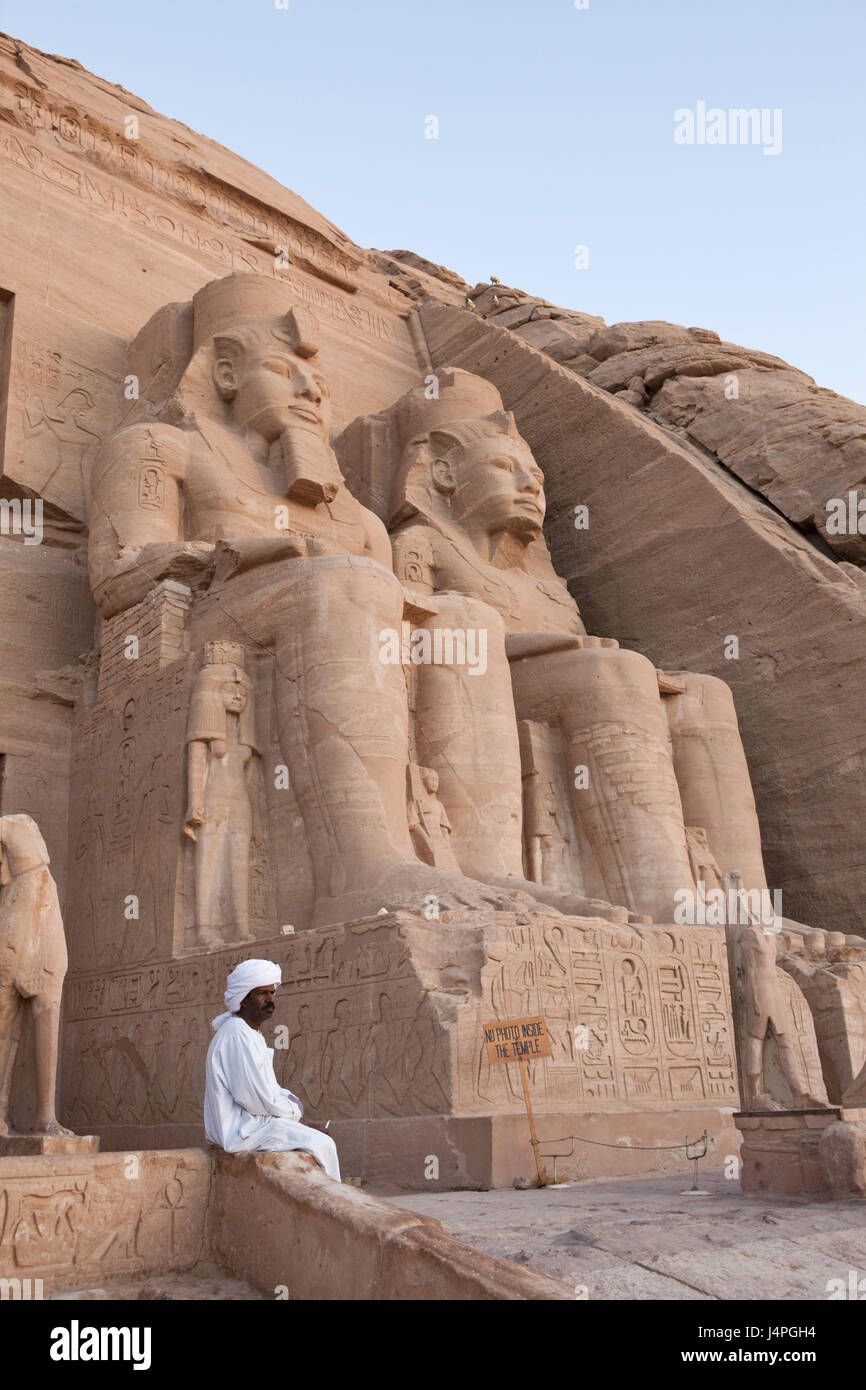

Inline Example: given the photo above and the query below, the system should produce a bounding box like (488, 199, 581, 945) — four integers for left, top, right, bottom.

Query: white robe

(205, 1014, 340, 1181)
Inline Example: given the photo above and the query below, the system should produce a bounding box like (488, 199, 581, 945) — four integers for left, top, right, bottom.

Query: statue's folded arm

(89, 422, 201, 617)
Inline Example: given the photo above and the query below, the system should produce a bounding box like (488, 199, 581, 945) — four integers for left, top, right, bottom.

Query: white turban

(212, 958, 282, 1030)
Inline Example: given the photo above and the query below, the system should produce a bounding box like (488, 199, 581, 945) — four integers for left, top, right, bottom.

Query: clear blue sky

(2, 0, 864, 401)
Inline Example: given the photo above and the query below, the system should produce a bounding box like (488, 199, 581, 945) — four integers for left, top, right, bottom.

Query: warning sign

(483, 1016, 552, 1064)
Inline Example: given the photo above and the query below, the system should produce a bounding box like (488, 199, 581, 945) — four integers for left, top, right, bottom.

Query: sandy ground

(375, 1169, 866, 1300)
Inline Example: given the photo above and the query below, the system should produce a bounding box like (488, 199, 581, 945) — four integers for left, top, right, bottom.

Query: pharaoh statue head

(192, 275, 331, 447)
(336, 367, 550, 560)
(127, 273, 342, 504)
(388, 370, 546, 544)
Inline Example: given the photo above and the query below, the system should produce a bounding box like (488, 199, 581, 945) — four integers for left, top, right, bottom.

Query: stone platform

(59, 910, 744, 1191)
(329, 1106, 738, 1190)
(735, 1107, 866, 1198)
(0, 1133, 98, 1157)
(0, 1148, 571, 1300)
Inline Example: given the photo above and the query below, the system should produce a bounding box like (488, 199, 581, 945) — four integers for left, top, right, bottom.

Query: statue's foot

(36, 1119, 74, 1137)
(842, 1067, 866, 1106)
(196, 927, 226, 950)
(794, 1093, 827, 1109)
(751, 1092, 783, 1113)
(311, 860, 549, 929)
(483, 875, 632, 925)
(0, 1117, 9, 1138)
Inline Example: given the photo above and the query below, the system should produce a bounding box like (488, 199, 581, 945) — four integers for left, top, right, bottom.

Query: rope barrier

(538, 1129, 709, 1185)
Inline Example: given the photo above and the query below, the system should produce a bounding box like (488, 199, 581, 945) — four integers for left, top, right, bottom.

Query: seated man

(205, 958, 340, 1180)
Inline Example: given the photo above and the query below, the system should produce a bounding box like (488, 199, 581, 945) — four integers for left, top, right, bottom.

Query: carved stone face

(450, 435, 545, 539)
(220, 680, 248, 715)
(219, 338, 331, 444)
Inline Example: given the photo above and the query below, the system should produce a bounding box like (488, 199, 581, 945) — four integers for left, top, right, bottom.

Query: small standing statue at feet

(737, 920, 827, 1112)
(184, 642, 260, 948)
(407, 765, 461, 873)
(0, 814, 72, 1138)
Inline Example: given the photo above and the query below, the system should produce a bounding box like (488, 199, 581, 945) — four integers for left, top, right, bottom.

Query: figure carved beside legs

(184, 642, 260, 948)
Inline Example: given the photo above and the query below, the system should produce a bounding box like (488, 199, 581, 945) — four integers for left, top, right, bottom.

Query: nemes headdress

(192, 273, 320, 357)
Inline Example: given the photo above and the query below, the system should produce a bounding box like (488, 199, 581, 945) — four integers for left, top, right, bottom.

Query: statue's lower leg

(744, 1031, 780, 1110)
(666, 673, 767, 892)
(510, 646, 694, 922)
(778, 1035, 825, 1108)
(409, 598, 626, 918)
(271, 561, 517, 925)
(32, 998, 71, 1135)
(194, 825, 228, 947)
(228, 830, 252, 942)
(0, 990, 22, 1135)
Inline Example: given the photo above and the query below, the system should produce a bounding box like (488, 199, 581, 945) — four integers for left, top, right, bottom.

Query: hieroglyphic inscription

(2, 74, 360, 284)
(0, 1155, 208, 1277)
(460, 920, 740, 1114)
(61, 915, 740, 1138)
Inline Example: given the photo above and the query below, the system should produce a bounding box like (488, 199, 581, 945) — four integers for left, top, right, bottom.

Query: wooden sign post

(483, 1016, 552, 1186)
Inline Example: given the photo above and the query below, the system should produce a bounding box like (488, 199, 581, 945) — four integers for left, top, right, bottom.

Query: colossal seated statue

(89, 275, 625, 930)
(339, 369, 769, 923)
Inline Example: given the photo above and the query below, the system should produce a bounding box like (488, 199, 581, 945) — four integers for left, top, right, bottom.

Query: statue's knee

(428, 592, 503, 632)
(668, 671, 738, 725)
(563, 644, 663, 706)
(259, 554, 403, 631)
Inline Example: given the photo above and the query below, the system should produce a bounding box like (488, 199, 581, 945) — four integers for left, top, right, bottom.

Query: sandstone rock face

(651, 369, 866, 565)
(0, 32, 863, 1200)
(463, 287, 866, 568)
